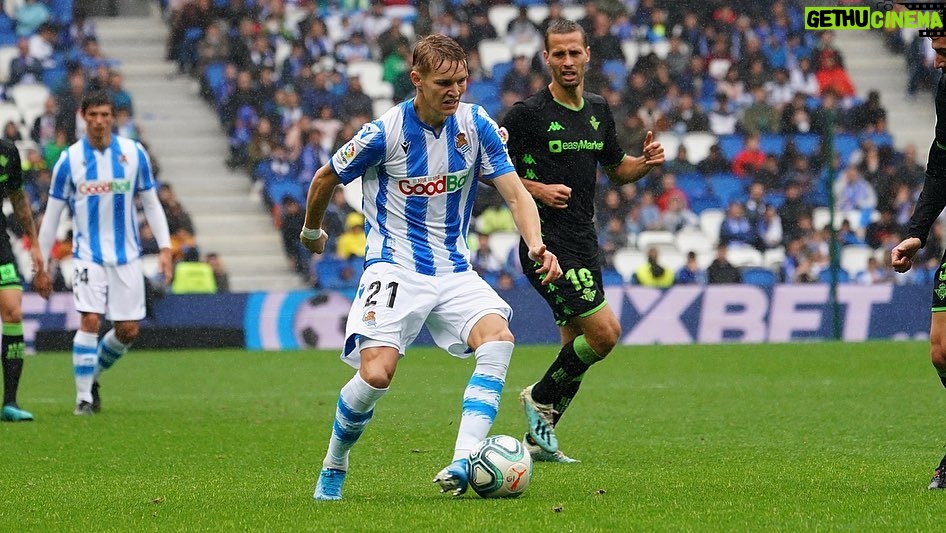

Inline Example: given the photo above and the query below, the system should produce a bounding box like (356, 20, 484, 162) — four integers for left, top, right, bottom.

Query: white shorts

(72, 258, 146, 321)
(341, 262, 513, 368)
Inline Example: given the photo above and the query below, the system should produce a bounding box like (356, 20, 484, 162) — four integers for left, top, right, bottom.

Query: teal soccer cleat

(1, 404, 34, 422)
(433, 458, 469, 496)
(520, 385, 558, 453)
(314, 468, 346, 500)
(523, 433, 579, 463)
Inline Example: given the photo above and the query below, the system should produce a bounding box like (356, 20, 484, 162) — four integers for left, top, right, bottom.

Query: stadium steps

(832, 28, 935, 151)
(93, 12, 307, 293)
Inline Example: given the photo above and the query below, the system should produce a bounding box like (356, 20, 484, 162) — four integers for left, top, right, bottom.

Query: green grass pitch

(2, 341, 946, 531)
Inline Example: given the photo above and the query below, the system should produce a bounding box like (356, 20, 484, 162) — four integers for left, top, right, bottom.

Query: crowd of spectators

(1, 0, 228, 293)
(163, 0, 945, 291)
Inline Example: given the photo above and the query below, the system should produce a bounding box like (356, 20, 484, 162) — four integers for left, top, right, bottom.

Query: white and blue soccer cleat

(433, 458, 470, 496)
(520, 385, 558, 453)
(314, 468, 346, 500)
(523, 433, 579, 463)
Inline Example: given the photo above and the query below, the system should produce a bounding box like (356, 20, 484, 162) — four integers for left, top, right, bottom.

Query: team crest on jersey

(498, 126, 509, 145)
(363, 310, 377, 327)
(455, 132, 471, 154)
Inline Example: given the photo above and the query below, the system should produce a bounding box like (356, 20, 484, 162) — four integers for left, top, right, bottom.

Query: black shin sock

(531, 341, 591, 406)
(1, 333, 25, 406)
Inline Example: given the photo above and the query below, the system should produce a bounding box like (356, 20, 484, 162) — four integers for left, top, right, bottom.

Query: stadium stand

(135, 0, 946, 291)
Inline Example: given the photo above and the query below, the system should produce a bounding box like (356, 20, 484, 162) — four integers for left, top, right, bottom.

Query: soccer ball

(467, 435, 532, 498)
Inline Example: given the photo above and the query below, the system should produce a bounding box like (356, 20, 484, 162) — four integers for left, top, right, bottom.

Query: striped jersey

(330, 99, 515, 276)
(50, 135, 157, 266)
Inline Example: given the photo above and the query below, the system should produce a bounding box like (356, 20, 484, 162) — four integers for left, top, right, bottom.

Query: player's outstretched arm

(492, 172, 562, 284)
(892, 237, 922, 273)
(607, 130, 665, 185)
(300, 163, 340, 255)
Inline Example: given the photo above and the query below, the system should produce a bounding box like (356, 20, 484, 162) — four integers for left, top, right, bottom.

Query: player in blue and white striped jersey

(302, 35, 562, 501)
(38, 90, 173, 416)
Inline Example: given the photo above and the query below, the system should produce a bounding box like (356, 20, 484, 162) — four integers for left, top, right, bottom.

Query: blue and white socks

(323, 373, 387, 471)
(453, 341, 513, 461)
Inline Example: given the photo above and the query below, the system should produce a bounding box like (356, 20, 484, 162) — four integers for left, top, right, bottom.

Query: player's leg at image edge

(434, 340, 512, 496)
(1, 323, 31, 422)
(314, 372, 385, 500)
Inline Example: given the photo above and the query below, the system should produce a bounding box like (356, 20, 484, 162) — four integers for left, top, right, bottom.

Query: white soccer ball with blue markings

(468, 435, 532, 498)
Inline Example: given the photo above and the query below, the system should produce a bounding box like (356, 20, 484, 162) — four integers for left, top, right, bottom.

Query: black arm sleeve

(907, 143, 946, 247)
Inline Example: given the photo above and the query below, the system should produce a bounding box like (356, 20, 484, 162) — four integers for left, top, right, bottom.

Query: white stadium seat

(699, 208, 725, 245)
(725, 246, 763, 267)
(675, 228, 714, 254)
(8, 83, 50, 118)
(840, 245, 877, 277)
(0, 46, 15, 85)
(636, 230, 676, 250)
(655, 133, 680, 161)
(681, 132, 718, 164)
(612, 247, 646, 281)
(0, 103, 23, 131)
(487, 5, 519, 37)
(487, 231, 520, 265)
(478, 39, 513, 77)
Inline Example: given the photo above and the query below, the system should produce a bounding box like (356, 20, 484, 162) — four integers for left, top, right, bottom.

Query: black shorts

(0, 234, 21, 289)
(520, 244, 607, 326)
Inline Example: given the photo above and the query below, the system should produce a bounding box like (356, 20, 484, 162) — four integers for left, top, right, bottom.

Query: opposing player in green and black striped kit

(500, 19, 664, 461)
(0, 139, 52, 421)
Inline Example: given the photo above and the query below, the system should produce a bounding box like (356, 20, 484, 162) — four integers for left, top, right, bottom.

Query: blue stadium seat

(601, 59, 628, 91)
(863, 132, 893, 147)
(490, 61, 513, 83)
(718, 134, 744, 161)
(0, 14, 15, 46)
(676, 174, 708, 200)
(601, 268, 624, 286)
(817, 266, 851, 284)
(741, 267, 776, 288)
(466, 81, 501, 116)
(690, 194, 723, 214)
(833, 134, 859, 164)
(792, 133, 821, 156)
(759, 134, 784, 155)
(764, 192, 785, 209)
(707, 173, 745, 204)
(265, 181, 305, 207)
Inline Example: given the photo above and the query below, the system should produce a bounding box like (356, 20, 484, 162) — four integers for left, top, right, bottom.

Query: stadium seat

(707, 174, 745, 204)
(478, 39, 513, 77)
(561, 5, 586, 22)
(8, 83, 50, 118)
(621, 41, 640, 68)
(346, 61, 384, 88)
(675, 228, 714, 254)
(650, 40, 670, 59)
(833, 134, 859, 164)
(689, 194, 723, 215)
(0, 14, 14, 46)
(655, 133, 680, 161)
(681, 132, 717, 164)
(0, 103, 23, 131)
(372, 98, 394, 119)
(699, 208, 725, 243)
(740, 266, 777, 288)
(488, 231, 521, 265)
(675, 174, 708, 200)
(612, 247, 646, 282)
(759, 134, 784, 155)
(0, 45, 16, 84)
(490, 61, 513, 83)
(818, 266, 851, 284)
(725, 246, 763, 267)
(792, 133, 821, 156)
(526, 5, 548, 24)
(601, 267, 624, 286)
(636, 230, 676, 250)
(812, 207, 830, 231)
(465, 81, 501, 116)
(840, 245, 876, 277)
(763, 247, 786, 269)
(602, 59, 628, 91)
(717, 134, 744, 161)
(660, 248, 686, 274)
(487, 5, 519, 37)
(863, 132, 893, 147)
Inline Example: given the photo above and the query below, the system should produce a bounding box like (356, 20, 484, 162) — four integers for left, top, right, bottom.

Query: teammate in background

(0, 139, 52, 421)
(501, 19, 665, 462)
(300, 35, 561, 501)
(37, 90, 173, 416)
(892, 34, 946, 490)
